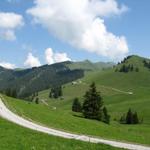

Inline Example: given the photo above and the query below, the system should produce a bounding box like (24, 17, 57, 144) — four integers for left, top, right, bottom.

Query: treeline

(0, 62, 84, 99)
(117, 56, 133, 65)
(72, 83, 110, 124)
(25, 92, 40, 104)
(143, 59, 150, 69)
(49, 86, 63, 99)
(4, 88, 17, 98)
(120, 109, 141, 124)
(115, 64, 139, 73)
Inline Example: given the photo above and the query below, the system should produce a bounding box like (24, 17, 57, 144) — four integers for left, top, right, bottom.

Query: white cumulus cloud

(27, 0, 129, 60)
(45, 48, 54, 64)
(0, 62, 16, 69)
(24, 53, 41, 67)
(0, 12, 24, 41)
(45, 48, 71, 64)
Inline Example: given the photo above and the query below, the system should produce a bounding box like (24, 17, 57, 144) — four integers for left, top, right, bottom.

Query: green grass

(0, 117, 123, 150)
(3, 84, 150, 146)
(2, 55, 150, 146)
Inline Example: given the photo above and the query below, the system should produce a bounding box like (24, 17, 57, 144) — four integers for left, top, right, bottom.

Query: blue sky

(0, 0, 150, 68)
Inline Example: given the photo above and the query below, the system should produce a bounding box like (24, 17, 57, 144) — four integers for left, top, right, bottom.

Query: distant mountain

(67, 60, 115, 71)
(0, 62, 84, 98)
(0, 60, 113, 98)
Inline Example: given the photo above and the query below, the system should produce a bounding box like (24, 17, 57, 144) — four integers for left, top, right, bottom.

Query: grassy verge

(0, 117, 124, 150)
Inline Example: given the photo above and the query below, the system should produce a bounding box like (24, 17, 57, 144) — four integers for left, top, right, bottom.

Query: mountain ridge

(0, 60, 114, 98)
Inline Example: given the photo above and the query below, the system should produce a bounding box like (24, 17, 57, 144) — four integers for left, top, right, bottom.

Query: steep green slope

(0, 60, 113, 98)
(0, 62, 84, 98)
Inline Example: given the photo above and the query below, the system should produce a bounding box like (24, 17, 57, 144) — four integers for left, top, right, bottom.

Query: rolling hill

(0, 61, 84, 98)
(0, 60, 113, 98)
(2, 55, 150, 146)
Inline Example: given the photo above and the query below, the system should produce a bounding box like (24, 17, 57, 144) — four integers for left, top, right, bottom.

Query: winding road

(0, 97, 150, 150)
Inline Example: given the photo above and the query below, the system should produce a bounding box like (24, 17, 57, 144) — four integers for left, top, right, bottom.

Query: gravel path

(0, 98, 149, 150)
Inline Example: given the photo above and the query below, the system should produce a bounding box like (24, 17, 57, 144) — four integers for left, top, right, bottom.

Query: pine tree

(120, 109, 140, 124)
(11, 89, 17, 98)
(72, 98, 82, 112)
(82, 82, 103, 120)
(135, 67, 139, 72)
(49, 90, 53, 98)
(126, 108, 133, 124)
(5, 88, 11, 97)
(130, 65, 134, 71)
(49, 86, 63, 99)
(36, 92, 38, 96)
(133, 112, 139, 124)
(120, 114, 126, 124)
(102, 107, 110, 124)
(58, 86, 63, 97)
(35, 97, 39, 104)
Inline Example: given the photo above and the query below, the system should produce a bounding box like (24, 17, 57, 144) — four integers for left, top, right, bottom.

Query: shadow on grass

(72, 113, 84, 119)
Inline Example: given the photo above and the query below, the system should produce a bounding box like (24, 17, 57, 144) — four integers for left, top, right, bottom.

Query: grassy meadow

(2, 56, 150, 146)
(0, 117, 124, 150)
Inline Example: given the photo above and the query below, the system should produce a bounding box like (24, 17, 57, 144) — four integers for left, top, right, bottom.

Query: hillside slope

(0, 62, 84, 98)
(0, 60, 113, 98)
(3, 55, 150, 146)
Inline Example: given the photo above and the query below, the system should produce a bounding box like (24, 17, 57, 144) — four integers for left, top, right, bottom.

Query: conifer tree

(133, 112, 139, 124)
(126, 108, 133, 124)
(102, 107, 110, 124)
(82, 82, 103, 120)
(49, 86, 63, 99)
(72, 98, 82, 112)
(120, 109, 140, 124)
(35, 97, 39, 104)
(120, 114, 126, 124)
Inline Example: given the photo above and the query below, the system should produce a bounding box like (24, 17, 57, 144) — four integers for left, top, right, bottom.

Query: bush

(72, 98, 82, 112)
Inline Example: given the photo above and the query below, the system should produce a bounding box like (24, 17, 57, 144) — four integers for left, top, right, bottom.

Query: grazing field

(3, 81, 150, 145)
(3, 56, 150, 146)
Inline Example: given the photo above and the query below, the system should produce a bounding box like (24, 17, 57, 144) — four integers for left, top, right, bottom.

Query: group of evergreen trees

(5, 88, 17, 98)
(49, 86, 63, 99)
(143, 60, 150, 69)
(26, 92, 39, 104)
(120, 109, 140, 124)
(117, 56, 132, 65)
(72, 83, 110, 124)
(116, 64, 139, 73)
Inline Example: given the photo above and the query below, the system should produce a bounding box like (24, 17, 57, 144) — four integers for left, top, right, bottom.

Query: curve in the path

(0, 98, 149, 150)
